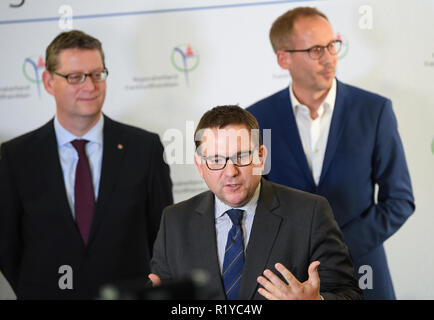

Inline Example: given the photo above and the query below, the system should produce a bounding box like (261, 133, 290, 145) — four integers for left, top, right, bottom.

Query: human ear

(42, 70, 55, 96)
(194, 153, 205, 179)
(276, 50, 291, 70)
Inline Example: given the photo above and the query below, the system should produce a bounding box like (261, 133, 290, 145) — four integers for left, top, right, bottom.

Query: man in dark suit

(0, 30, 173, 299)
(246, 7, 414, 299)
(149, 105, 362, 300)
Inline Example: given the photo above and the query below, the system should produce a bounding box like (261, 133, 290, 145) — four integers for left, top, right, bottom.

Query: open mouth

(225, 183, 241, 190)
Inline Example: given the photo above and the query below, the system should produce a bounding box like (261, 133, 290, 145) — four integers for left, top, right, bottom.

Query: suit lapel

(273, 89, 315, 185)
(239, 179, 282, 300)
(36, 120, 83, 241)
(195, 192, 226, 299)
(319, 80, 349, 185)
(87, 116, 126, 245)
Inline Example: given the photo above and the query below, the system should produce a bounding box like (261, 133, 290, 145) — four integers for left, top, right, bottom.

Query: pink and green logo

(23, 55, 45, 98)
(337, 33, 349, 60)
(171, 44, 199, 86)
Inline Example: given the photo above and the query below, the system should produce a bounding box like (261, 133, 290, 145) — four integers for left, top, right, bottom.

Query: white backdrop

(0, 0, 433, 299)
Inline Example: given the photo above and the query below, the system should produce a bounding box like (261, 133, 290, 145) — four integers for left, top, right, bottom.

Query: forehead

(292, 16, 335, 46)
(200, 124, 253, 156)
(57, 48, 104, 71)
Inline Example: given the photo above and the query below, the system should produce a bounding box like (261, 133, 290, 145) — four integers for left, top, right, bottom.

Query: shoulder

(158, 190, 212, 230)
(262, 180, 329, 216)
(104, 115, 160, 143)
(271, 180, 327, 205)
(103, 117, 169, 173)
(337, 80, 390, 106)
(0, 120, 53, 157)
(267, 182, 338, 234)
(103, 116, 164, 157)
(163, 190, 212, 217)
(337, 80, 396, 127)
(247, 88, 288, 115)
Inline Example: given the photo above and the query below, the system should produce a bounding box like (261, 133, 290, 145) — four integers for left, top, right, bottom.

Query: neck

(292, 83, 330, 118)
(57, 113, 102, 137)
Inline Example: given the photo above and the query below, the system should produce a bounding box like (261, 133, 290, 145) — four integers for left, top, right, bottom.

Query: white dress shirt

(54, 115, 104, 218)
(290, 79, 337, 185)
(214, 182, 261, 272)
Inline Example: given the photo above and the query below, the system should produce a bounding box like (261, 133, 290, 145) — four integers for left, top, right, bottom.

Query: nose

(320, 47, 335, 65)
(223, 161, 239, 177)
(81, 75, 96, 90)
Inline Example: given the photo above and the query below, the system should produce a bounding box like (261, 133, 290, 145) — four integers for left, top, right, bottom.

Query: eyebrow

(205, 150, 252, 158)
(58, 67, 105, 74)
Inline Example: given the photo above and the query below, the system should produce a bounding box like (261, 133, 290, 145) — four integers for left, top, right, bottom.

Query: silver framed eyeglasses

(53, 69, 109, 84)
(202, 150, 255, 171)
(285, 39, 342, 60)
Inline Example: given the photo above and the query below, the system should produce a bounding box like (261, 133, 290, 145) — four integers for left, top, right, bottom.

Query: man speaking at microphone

(149, 105, 362, 300)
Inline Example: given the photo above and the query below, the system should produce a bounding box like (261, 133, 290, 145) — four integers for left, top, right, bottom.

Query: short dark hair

(45, 30, 105, 72)
(194, 105, 261, 150)
(269, 7, 328, 53)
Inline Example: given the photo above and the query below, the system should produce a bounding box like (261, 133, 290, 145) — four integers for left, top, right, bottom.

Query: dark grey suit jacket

(151, 179, 362, 300)
(0, 115, 173, 299)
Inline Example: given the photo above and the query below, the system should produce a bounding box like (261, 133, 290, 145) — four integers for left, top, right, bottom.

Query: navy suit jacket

(247, 79, 414, 299)
(0, 115, 173, 299)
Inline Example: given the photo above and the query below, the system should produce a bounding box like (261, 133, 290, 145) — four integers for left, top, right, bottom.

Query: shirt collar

(54, 115, 104, 147)
(215, 182, 261, 219)
(290, 78, 337, 115)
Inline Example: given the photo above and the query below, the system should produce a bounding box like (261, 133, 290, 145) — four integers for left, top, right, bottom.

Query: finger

(263, 268, 291, 292)
(275, 263, 300, 287)
(307, 261, 321, 288)
(148, 273, 162, 287)
(257, 287, 278, 300)
(257, 274, 279, 296)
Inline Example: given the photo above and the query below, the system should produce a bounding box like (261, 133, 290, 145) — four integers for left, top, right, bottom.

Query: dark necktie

(71, 139, 95, 244)
(222, 209, 245, 300)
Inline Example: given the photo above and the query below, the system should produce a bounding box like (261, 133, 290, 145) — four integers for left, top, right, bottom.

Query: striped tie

(222, 209, 245, 300)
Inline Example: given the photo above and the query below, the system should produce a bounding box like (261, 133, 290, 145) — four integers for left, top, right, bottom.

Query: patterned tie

(71, 139, 95, 244)
(222, 209, 245, 300)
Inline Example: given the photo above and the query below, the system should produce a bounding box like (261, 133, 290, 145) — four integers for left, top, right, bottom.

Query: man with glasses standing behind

(247, 7, 414, 299)
(149, 105, 362, 300)
(0, 30, 173, 299)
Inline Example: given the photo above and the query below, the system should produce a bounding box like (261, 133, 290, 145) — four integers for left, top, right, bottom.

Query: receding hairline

(292, 15, 332, 40)
(269, 7, 330, 53)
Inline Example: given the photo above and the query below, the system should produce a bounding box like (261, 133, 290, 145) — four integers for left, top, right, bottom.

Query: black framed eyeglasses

(52, 69, 109, 84)
(285, 40, 342, 60)
(202, 150, 256, 171)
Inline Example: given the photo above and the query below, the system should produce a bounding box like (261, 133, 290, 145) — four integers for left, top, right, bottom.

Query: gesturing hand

(257, 261, 321, 300)
(148, 273, 162, 287)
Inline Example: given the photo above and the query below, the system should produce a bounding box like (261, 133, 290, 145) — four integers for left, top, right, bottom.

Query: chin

(224, 195, 249, 208)
(77, 105, 103, 116)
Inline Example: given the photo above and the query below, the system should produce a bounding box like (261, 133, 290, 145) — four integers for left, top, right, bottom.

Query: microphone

(98, 269, 210, 300)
